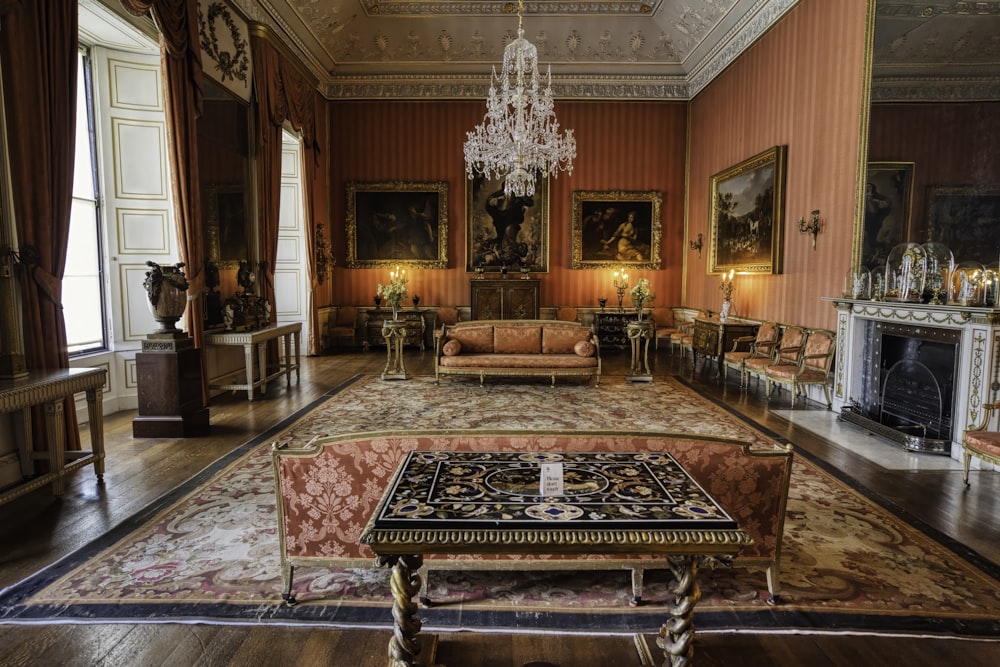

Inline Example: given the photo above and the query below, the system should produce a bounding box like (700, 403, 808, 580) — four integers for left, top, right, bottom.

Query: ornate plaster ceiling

(235, 0, 801, 99)
(872, 1, 1000, 101)
(90, 0, 1000, 101)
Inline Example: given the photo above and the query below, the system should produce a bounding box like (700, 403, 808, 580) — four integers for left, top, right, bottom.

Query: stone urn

(143, 261, 189, 335)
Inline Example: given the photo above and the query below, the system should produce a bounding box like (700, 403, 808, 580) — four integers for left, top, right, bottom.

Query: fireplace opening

(841, 321, 960, 454)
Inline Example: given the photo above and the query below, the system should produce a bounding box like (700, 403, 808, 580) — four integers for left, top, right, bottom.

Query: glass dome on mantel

(843, 268, 871, 299)
(921, 242, 954, 304)
(984, 265, 1000, 308)
(950, 261, 987, 307)
(883, 243, 926, 302)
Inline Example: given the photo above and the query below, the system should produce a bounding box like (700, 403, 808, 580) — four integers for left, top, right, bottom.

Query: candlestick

(613, 268, 630, 311)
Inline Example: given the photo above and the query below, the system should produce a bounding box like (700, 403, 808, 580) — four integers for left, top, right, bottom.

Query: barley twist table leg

(381, 554, 424, 667)
(657, 554, 701, 667)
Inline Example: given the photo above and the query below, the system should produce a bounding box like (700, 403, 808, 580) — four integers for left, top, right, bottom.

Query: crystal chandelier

(463, 0, 576, 198)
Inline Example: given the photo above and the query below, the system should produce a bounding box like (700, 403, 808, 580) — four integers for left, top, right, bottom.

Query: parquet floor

(0, 347, 998, 666)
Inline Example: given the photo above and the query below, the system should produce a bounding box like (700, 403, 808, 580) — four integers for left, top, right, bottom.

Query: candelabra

(719, 269, 735, 321)
(613, 269, 630, 312)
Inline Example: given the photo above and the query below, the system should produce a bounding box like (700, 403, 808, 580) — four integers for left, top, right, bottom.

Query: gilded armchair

(961, 402, 1000, 486)
(765, 329, 836, 408)
(433, 306, 461, 341)
(328, 306, 359, 349)
(722, 320, 780, 388)
(744, 325, 806, 390)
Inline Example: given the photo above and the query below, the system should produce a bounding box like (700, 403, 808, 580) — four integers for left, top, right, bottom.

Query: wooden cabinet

(692, 317, 759, 374)
(593, 312, 633, 348)
(470, 278, 539, 320)
(362, 309, 427, 351)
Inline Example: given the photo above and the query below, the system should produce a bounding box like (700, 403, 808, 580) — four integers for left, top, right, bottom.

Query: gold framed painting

(571, 190, 662, 269)
(709, 145, 787, 274)
(345, 181, 448, 269)
(465, 171, 549, 273)
(861, 162, 914, 271)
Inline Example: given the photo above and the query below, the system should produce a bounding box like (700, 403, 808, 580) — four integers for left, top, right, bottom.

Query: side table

(381, 320, 409, 381)
(626, 319, 654, 382)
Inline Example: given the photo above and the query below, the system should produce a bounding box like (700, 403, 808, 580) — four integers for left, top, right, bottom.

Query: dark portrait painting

(465, 171, 549, 272)
(346, 181, 448, 268)
(571, 190, 662, 269)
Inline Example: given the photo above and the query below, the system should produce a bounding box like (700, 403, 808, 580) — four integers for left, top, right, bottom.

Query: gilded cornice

(325, 73, 689, 101)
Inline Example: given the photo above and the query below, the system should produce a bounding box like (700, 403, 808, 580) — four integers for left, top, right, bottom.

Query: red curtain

(0, 0, 81, 451)
(251, 35, 322, 354)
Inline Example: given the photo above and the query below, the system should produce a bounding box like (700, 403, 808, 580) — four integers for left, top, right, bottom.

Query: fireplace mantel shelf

(822, 297, 1000, 326)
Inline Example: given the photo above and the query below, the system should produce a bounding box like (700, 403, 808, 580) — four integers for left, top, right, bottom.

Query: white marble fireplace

(825, 297, 1000, 466)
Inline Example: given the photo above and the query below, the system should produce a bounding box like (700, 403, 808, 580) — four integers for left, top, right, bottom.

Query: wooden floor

(1, 347, 998, 667)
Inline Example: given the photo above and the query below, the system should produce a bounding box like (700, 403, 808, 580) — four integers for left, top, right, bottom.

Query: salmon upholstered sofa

(434, 319, 601, 385)
(272, 430, 794, 606)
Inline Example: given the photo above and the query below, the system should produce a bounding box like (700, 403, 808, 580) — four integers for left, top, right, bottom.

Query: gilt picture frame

(861, 162, 914, 271)
(709, 145, 787, 274)
(571, 190, 662, 269)
(205, 183, 249, 268)
(345, 181, 448, 268)
(465, 171, 549, 273)
(926, 185, 1000, 266)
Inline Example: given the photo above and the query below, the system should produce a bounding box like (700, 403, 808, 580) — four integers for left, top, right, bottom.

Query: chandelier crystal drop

(463, 0, 576, 198)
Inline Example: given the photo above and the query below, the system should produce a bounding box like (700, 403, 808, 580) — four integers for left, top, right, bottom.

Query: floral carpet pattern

(2, 375, 999, 636)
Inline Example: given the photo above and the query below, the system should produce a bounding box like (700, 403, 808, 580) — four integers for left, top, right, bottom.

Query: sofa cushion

(542, 324, 592, 354)
(574, 339, 596, 357)
(448, 324, 494, 353)
(494, 324, 541, 354)
(442, 339, 462, 356)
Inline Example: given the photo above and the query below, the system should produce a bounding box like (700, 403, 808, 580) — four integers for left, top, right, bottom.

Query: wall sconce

(689, 233, 703, 257)
(798, 209, 821, 250)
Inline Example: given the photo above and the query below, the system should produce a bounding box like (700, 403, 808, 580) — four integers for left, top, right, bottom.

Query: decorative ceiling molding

(872, 76, 1000, 102)
(325, 72, 689, 101)
(686, 0, 798, 97)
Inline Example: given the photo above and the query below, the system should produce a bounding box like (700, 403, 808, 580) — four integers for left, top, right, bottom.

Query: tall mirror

(197, 77, 254, 328)
(861, 0, 1000, 276)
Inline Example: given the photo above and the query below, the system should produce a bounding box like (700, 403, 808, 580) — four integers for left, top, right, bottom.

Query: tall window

(66, 49, 107, 355)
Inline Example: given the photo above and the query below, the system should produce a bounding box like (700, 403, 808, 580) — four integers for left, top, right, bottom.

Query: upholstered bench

(434, 319, 601, 385)
(272, 429, 794, 606)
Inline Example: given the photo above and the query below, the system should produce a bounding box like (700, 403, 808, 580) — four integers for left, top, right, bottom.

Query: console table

(0, 367, 107, 506)
(360, 450, 749, 667)
(362, 309, 426, 351)
(692, 316, 759, 376)
(205, 322, 301, 401)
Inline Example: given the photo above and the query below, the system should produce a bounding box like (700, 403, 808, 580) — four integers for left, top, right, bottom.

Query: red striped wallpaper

(325, 100, 687, 311)
(321, 0, 871, 332)
(687, 0, 869, 330)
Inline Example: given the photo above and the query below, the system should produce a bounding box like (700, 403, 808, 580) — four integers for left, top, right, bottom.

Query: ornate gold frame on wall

(465, 171, 550, 273)
(205, 183, 249, 269)
(570, 190, 662, 270)
(708, 145, 787, 275)
(345, 180, 449, 269)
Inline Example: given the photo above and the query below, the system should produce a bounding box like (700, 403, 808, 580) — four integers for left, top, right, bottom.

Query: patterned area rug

(2, 374, 999, 637)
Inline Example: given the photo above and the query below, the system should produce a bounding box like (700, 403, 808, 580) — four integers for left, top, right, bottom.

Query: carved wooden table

(205, 322, 301, 401)
(0, 367, 107, 505)
(360, 450, 750, 667)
